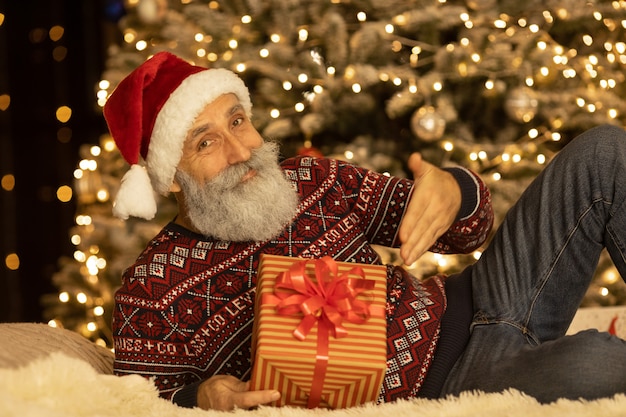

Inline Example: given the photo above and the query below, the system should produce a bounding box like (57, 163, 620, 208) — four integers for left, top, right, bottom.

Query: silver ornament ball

(505, 87, 539, 123)
(411, 106, 446, 142)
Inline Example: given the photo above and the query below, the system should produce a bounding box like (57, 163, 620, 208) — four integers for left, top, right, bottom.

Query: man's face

(173, 95, 299, 242)
(175, 93, 264, 186)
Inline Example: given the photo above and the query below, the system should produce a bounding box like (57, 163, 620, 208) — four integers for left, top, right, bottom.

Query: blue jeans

(440, 124, 626, 403)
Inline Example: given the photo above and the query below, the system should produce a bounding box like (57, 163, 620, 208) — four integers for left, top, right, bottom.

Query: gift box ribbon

(263, 257, 385, 408)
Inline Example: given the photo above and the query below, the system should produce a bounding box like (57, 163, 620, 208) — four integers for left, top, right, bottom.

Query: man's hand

(398, 153, 461, 266)
(197, 375, 280, 411)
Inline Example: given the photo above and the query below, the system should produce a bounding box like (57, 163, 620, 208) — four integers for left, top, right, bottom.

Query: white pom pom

(113, 164, 158, 220)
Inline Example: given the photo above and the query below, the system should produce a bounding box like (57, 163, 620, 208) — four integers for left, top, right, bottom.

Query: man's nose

(225, 133, 253, 164)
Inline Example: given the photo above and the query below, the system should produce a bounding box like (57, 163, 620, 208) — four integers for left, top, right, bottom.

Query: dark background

(0, 0, 122, 322)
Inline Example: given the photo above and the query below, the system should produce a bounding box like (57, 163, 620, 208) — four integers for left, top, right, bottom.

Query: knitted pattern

(112, 156, 492, 402)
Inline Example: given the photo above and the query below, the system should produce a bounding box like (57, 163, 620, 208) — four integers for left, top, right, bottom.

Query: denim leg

(443, 325, 626, 402)
(441, 124, 626, 402)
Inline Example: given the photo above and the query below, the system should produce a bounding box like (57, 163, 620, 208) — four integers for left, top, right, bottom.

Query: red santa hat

(103, 51, 252, 220)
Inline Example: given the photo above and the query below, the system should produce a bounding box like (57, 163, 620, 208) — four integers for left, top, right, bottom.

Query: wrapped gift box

(250, 254, 388, 409)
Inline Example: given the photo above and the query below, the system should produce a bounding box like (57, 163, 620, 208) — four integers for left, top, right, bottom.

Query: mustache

(210, 142, 280, 190)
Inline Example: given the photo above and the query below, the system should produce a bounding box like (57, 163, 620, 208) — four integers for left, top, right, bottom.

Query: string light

(433, 253, 448, 267)
(79, 159, 97, 171)
(74, 251, 86, 263)
(75, 215, 92, 226)
(604, 269, 620, 284)
(123, 30, 136, 43)
(56, 185, 72, 203)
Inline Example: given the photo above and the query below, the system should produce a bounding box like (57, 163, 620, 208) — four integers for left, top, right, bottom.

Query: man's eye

(233, 117, 244, 127)
(198, 139, 213, 150)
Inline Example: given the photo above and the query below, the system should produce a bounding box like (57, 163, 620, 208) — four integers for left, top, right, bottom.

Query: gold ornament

(136, 0, 167, 24)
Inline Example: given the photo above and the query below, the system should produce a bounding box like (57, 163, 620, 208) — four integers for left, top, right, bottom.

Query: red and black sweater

(112, 156, 493, 407)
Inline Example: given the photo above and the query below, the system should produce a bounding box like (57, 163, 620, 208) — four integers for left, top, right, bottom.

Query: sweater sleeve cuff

(172, 380, 202, 408)
(442, 167, 479, 221)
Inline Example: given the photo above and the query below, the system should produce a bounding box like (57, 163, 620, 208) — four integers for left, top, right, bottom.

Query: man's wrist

(441, 167, 479, 221)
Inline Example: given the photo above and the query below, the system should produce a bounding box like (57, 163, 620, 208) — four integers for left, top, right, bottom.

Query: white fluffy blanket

(2, 352, 626, 417)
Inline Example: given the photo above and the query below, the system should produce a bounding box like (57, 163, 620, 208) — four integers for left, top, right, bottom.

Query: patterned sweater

(112, 156, 493, 406)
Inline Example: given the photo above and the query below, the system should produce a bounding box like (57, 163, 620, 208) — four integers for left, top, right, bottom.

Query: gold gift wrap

(250, 254, 388, 409)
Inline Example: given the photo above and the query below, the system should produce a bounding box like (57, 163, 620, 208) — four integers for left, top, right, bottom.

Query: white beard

(175, 141, 299, 242)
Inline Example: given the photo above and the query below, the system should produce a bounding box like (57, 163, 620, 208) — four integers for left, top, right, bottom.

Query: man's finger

(407, 152, 423, 175)
(400, 229, 436, 265)
(401, 220, 449, 265)
(399, 199, 432, 251)
(233, 389, 281, 409)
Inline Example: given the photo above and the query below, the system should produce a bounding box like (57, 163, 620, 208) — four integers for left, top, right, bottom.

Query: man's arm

(399, 153, 493, 265)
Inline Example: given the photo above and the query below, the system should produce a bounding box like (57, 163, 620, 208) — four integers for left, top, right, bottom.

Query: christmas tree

(44, 0, 626, 347)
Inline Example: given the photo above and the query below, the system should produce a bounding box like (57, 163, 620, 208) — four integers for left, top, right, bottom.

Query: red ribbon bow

(263, 257, 382, 408)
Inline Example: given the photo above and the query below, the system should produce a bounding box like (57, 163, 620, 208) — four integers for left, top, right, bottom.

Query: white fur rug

(2, 352, 626, 417)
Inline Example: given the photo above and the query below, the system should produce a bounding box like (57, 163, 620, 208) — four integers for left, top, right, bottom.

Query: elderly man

(104, 51, 626, 411)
